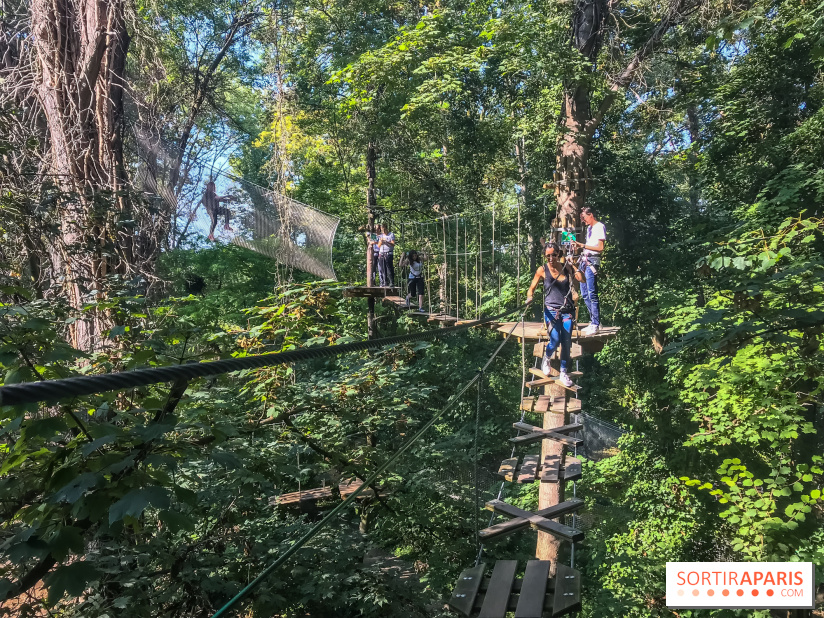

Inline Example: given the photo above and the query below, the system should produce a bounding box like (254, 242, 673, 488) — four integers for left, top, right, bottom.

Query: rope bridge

(132, 129, 339, 280)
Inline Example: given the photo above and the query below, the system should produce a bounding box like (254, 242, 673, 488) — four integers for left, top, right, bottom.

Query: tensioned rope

(0, 304, 525, 406)
(210, 309, 528, 618)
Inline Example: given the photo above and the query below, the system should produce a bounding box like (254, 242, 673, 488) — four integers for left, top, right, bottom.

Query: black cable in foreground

(0, 305, 526, 407)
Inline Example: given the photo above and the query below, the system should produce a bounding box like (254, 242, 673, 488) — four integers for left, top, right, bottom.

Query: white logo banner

(666, 562, 815, 609)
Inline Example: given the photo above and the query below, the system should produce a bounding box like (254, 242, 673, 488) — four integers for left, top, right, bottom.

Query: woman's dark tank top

(543, 264, 572, 311)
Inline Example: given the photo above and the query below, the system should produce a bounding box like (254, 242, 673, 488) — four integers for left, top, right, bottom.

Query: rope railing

(0, 304, 526, 407)
(209, 309, 528, 618)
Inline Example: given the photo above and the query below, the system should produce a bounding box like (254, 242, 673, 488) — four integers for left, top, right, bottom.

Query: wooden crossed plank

(509, 422, 583, 447)
(481, 499, 585, 543)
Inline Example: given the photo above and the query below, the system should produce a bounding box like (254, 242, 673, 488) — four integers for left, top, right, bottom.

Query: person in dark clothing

(400, 250, 426, 311)
(201, 181, 233, 241)
(525, 242, 580, 386)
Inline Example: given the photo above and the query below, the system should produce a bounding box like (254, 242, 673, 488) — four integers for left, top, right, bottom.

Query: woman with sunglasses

(525, 242, 579, 386)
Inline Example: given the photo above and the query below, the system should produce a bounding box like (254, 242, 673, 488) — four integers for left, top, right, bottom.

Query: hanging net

(130, 128, 339, 280)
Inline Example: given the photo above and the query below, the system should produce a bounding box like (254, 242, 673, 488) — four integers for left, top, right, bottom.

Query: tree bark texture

(554, 0, 704, 235)
(32, 0, 130, 349)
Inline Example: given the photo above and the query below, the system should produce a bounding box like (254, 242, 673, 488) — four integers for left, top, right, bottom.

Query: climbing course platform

(492, 321, 620, 343)
(447, 560, 581, 618)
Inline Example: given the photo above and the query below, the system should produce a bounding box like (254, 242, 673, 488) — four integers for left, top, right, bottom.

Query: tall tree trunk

(32, 0, 130, 350)
(366, 143, 378, 338)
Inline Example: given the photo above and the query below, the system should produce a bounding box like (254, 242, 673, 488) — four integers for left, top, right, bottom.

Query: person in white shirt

(377, 223, 396, 287)
(573, 206, 606, 335)
(365, 228, 380, 286)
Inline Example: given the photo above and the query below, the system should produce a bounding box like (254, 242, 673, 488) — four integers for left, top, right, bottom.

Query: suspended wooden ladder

(446, 322, 618, 618)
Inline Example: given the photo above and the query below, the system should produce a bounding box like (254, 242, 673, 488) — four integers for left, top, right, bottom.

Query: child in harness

(525, 243, 580, 387)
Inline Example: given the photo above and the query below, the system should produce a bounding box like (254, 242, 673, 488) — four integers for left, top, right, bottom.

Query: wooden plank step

(478, 560, 518, 617)
(498, 457, 518, 482)
(448, 563, 486, 616)
(553, 379, 582, 393)
(562, 457, 582, 482)
(533, 342, 583, 359)
(517, 454, 540, 483)
(515, 560, 551, 618)
(338, 479, 387, 500)
(276, 486, 333, 505)
(497, 454, 581, 484)
(552, 563, 582, 616)
(448, 560, 575, 617)
(541, 454, 560, 482)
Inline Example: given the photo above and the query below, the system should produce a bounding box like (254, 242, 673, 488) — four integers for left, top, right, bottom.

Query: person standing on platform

(377, 223, 396, 287)
(525, 243, 579, 387)
(573, 206, 606, 335)
(400, 250, 426, 311)
(365, 227, 380, 286)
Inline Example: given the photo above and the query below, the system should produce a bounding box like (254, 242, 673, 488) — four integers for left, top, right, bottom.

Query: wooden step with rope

(520, 394, 582, 414)
(533, 342, 584, 359)
(275, 479, 387, 506)
(498, 454, 582, 484)
(447, 559, 581, 617)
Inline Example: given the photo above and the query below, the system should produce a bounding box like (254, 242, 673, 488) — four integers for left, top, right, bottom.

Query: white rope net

(131, 129, 339, 280)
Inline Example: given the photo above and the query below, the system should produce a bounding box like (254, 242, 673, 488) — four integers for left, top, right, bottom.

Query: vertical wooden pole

(366, 143, 378, 339)
(536, 353, 568, 572)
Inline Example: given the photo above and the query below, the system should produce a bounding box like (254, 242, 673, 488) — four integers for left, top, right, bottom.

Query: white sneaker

(582, 324, 600, 336)
(541, 355, 551, 376)
(558, 371, 573, 388)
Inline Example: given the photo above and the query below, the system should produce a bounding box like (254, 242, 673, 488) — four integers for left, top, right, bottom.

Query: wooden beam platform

(492, 321, 620, 343)
(498, 455, 582, 484)
(447, 560, 581, 617)
(343, 286, 400, 298)
(275, 479, 386, 506)
(427, 314, 458, 324)
(275, 486, 333, 505)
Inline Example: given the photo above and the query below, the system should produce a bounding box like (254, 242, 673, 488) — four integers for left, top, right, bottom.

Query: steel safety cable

(475, 309, 530, 566)
(0, 304, 525, 407)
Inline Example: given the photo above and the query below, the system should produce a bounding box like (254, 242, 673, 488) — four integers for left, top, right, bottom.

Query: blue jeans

(543, 309, 573, 373)
(579, 262, 600, 326)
